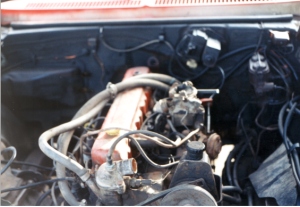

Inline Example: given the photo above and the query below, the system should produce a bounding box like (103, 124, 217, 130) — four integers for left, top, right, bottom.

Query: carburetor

(153, 81, 205, 129)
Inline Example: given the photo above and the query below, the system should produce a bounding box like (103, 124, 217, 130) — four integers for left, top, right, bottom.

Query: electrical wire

(233, 121, 253, 191)
(102, 37, 160, 53)
(289, 96, 300, 115)
(93, 53, 106, 85)
(100, 28, 175, 55)
(270, 50, 299, 80)
(51, 182, 59, 206)
(141, 112, 160, 130)
(87, 116, 106, 128)
(255, 129, 266, 156)
(278, 102, 300, 187)
(107, 128, 199, 164)
(107, 128, 200, 162)
(126, 135, 179, 169)
(241, 118, 256, 158)
(217, 45, 258, 62)
(283, 102, 300, 187)
(210, 65, 225, 99)
(1, 146, 17, 175)
(35, 186, 59, 206)
(0, 160, 54, 171)
(255, 104, 278, 131)
(268, 57, 290, 99)
(225, 141, 245, 186)
(236, 102, 250, 132)
(225, 52, 253, 79)
(1, 177, 75, 193)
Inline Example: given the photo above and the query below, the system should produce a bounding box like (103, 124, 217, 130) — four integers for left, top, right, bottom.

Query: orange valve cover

(91, 67, 151, 165)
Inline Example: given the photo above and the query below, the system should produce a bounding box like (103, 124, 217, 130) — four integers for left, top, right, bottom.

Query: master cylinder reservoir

(91, 67, 150, 165)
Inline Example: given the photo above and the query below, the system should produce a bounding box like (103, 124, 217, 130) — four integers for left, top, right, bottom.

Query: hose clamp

(106, 82, 118, 99)
(80, 170, 91, 182)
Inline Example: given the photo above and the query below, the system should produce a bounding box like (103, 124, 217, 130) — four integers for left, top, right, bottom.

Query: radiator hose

(39, 74, 178, 205)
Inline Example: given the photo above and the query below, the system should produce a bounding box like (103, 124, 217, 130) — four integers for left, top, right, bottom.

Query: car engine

(1, 14, 300, 206)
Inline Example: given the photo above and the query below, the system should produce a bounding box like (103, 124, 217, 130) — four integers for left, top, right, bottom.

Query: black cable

(289, 96, 300, 115)
(141, 112, 160, 130)
(108, 130, 178, 162)
(256, 129, 266, 156)
(225, 52, 253, 79)
(268, 58, 290, 99)
(101, 37, 160, 53)
(226, 141, 245, 186)
(210, 66, 225, 99)
(283, 102, 300, 187)
(125, 135, 178, 169)
(72, 135, 91, 151)
(217, 45, 257, 62)
(1, 177, 75, 193)
(216, 65, 225, 90)
(267, 85, 288, 106)
(255, 105, 278, 131)
(278, 102, 300, 187)
(1, 146, 17, 175)
(278, 102, 289, 146)
(150, 152, 181, 161)
(236, 103, 250, 132)
(93, 53, 106, 85)
(100, 28, 175, 55)
(87, 116, 105, 128)
(35, 186, 59, 206)
(254, 28, 264, 53)
(232, 139, 249, 191)
(270, 50, 299, 80)
(1, 160, 54, 171)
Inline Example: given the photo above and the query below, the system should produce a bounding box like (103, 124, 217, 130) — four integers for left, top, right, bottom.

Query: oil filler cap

(186, 141, 205, 160)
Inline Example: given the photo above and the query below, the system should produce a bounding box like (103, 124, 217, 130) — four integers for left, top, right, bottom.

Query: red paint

(2, 0, 299, 25)
(91, 67, 151, 165)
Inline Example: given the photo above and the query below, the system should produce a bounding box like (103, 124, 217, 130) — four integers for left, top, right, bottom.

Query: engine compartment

(1, 17, 300, 205)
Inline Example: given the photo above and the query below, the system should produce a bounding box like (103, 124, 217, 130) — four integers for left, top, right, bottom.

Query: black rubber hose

(53, 77, 171, 205)
(1, 146, 17, 175)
